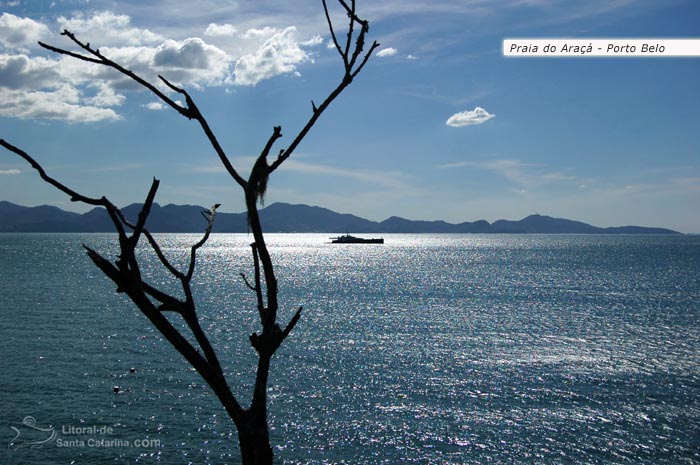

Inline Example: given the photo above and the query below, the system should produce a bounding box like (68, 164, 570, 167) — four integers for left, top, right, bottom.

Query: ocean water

(0, 233, 698, 465)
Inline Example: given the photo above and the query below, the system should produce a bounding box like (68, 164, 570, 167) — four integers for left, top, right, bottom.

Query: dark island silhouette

(0, 200, 681, 234)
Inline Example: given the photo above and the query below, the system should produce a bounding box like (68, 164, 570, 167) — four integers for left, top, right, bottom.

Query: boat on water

(331, 234, 384, 244)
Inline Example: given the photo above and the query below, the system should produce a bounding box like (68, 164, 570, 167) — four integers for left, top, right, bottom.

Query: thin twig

(267, 8, 378, 174)
(322, 0, 346, 64)
(130, 178, 159, 248)
(240, 273, 257, 292)
(281, 306, 303, 341)
(186, 204, 219, 281)
(343, 0, 356, 62)
(143, 230, 186, 279)
(251, 244, 265, 323)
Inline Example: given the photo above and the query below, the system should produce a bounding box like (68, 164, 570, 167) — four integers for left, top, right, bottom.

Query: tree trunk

(238, 412, 274, 465)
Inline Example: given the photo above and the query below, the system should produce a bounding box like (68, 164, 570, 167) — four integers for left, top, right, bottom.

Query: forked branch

(269, 0, 379, 174)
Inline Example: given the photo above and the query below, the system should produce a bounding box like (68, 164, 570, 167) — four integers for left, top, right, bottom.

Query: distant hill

(0, 200, 682, 235)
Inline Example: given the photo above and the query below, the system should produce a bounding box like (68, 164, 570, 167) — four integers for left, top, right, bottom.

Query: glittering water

(1, 233, 699, 464)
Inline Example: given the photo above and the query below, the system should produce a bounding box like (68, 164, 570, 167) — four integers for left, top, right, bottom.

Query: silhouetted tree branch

(40, 32, 248, 188)
(2, 1, 377, 463)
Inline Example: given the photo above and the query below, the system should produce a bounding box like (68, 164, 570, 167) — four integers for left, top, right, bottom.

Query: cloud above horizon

(0, 11, 324, 122)
(446, 106, 495, 127)
(438, 158, 577, 190)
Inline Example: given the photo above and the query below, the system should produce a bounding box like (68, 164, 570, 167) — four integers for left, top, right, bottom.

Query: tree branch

(240, 273, 257, 292)
(343, 0, 357, 61)
(1, 139, 106, 206)
(142, 230, 186, 280)
(186, 204, 219, 281)
(322, 0, 346, 65)
(41, 31, 190, 118)
(250, 244, 266, 323)
(281, 307, 303, 342)
(0, 139, 130, 242)
(351, 40, 380, 78)
(267, 7, 378, 174)
(130, 178, 159, 250)
(39, 31, 248, 188)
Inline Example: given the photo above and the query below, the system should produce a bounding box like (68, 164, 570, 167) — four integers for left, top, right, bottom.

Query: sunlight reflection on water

(1, 233, 699, 464)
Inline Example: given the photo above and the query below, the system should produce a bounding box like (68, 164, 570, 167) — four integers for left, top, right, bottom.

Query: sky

(0, 0, 699, 232)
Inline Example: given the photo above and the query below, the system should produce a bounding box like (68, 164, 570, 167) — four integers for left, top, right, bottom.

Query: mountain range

(0, 200, 682, 235)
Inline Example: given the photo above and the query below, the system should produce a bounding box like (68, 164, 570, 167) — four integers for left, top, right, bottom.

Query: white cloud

(406, 54, 418, 60)
(204, 23, 237, 37)
(152, 38, 231, 87)
(144, 101, 165, 111)
(57, 11, 163, 47)
(0, 54, 60, 89)
(301, 35, 324, 47)
(85, 82, 126, 107)
(376, 47, 398, 57)
(446, 106, 495, 127)
(0, 10, 325, 121)
(0, 169, 21, 175)
(0, 85, 120, 122)
(0, 13, 50, 51)
(154, 38, 224, 69)
(233, 26, 310, 86)
(241, 27, 279, 40)
(0, 9, 241, 122)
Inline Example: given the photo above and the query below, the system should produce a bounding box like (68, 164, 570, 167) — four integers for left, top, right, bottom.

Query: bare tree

(1, 1, 378, 464)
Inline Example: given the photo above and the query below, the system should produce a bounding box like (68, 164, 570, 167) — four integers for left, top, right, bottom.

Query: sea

(0, 233, 698, 465)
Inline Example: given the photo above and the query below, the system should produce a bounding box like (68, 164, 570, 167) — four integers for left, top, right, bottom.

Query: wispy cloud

(183, 156, 256, 175)
(401, 86, 492, 106)
(376, 47, 398, 57)
(283, 159, 412, 189)
(446, 107, 495, 127)
(83, 163, 144, 173)
(183, 157, 412, 190)
(612, 176, 700, 196)
(438, 158, 577, 189)
(0, 169, 21, 175)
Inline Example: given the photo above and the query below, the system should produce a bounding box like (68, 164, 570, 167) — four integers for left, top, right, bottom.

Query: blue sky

(1, 0, 699, 232)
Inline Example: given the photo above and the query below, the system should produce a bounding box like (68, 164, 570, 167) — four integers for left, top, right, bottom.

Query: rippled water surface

(1, 233, 699, 464)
